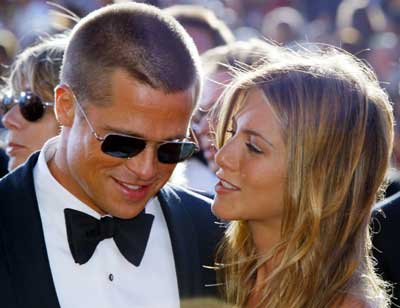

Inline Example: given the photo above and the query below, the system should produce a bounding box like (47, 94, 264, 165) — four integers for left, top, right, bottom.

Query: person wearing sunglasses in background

(0, 33, 67, 172)
(0, 3, 222, 308)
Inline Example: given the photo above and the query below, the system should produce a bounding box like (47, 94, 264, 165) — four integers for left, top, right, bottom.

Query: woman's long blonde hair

(213, 47, 394, 308)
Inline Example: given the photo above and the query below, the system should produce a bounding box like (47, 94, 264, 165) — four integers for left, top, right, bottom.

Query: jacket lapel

(0, 152, 61, 308)
(157, 184, 202, 299)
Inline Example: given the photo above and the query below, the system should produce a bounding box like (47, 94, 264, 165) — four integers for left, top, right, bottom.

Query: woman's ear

(54, 84, 75, 127)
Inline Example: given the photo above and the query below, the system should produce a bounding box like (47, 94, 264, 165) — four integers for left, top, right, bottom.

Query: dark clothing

(0, 148, 8, 178)
(372, 191, 400, 308)
(0, 152, 223, 308)
(385, 169, 400, 198)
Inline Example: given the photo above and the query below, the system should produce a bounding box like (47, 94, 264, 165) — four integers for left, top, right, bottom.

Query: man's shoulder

(164, 183, 213, 207)
(0, 152, 38, 204)
(0, 166, 25, 196)
(161, 183, 220, 231)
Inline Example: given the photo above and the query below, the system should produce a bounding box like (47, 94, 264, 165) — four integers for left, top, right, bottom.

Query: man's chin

(105, 199, 150, 219)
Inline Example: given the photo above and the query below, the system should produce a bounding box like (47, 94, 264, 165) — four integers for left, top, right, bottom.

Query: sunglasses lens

(19, 92, 45, 122)
(158, 142, 197, 164)
(101, 134, 146, 158)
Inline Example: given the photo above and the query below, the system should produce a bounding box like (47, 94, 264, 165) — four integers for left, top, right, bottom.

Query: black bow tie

(64, 208, 154, 266)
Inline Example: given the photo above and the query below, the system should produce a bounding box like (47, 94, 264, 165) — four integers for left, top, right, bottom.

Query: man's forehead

(109, 69, 195, 105)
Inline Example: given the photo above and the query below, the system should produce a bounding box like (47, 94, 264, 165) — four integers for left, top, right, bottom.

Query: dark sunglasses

(1, 91, 54, 122)
(69, 87, 199, 164)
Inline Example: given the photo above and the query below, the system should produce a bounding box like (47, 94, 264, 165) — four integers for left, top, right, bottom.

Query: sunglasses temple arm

(71, 90, 104, 142)
(189, 127, 200, 152)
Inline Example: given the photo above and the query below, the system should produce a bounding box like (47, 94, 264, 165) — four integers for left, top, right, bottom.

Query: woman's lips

(215, 177, 240, 194)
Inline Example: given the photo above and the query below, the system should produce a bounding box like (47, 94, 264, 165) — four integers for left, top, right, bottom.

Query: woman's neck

(246, 264, 271, 308)
(245, 219, 282, 307)
(248, 218, 281, 256)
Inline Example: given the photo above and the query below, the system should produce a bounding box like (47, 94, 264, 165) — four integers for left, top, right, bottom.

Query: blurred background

(0, 0, 400, 128)
(1, 0, 400, 93)
(1, 0, 400, 98)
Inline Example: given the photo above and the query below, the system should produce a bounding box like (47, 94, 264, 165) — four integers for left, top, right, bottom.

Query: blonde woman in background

(211, 47, 393, 307)
(0, 34, 67, 171)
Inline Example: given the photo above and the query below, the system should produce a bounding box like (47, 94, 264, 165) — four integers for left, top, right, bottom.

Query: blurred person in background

(0, 33, 67, 172)
(171, 39, 282, 194)
(164, 4, 235, 54)
(387, 65, 400, 169)
(0, 28, 19, 88)
(164, 3, 233, 194)
(8, 0, 55, 48)
(261, 6, 305, 46)
(212, 46, 393, 307)
(335, 0, 387, 56)
(366, 32, 400, 198)
(366, 32, 399, 83)
(381, 0, 400, 34)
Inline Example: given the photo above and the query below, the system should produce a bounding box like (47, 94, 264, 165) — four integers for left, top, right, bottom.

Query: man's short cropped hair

(60, 2, 201, 106)
(164, 5, 234, 49)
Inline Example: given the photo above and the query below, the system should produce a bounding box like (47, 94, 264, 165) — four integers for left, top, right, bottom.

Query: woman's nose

(214, 137, 238, 172)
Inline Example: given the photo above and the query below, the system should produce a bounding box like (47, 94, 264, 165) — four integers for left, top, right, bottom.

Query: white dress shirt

(33, 137, 180, 308)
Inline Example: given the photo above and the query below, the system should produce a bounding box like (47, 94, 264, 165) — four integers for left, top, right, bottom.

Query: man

(372, 193, 400, 308)
(0, 3, 221, 308)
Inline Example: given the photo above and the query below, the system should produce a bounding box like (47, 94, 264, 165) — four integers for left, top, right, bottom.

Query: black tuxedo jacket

(372, 192, 400, 308)
(0, 152, 223, 307)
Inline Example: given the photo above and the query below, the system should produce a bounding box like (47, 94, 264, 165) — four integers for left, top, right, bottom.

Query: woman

(1, 34, 67, 171)
(211, 47, 393, 307)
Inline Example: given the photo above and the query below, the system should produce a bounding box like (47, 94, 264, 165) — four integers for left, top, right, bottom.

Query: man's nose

(125, 146, 159, 181)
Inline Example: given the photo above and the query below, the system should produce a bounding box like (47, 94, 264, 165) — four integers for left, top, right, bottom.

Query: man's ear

(54, 84, 75, 127)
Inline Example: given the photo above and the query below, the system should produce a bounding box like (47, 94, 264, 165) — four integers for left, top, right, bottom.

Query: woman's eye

(245, 142, 263, 154)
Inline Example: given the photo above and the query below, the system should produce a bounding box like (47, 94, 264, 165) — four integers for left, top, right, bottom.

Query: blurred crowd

(1, 0, 400, 90)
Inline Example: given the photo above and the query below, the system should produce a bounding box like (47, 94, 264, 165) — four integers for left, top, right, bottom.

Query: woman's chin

(211, 201, 236, 221)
